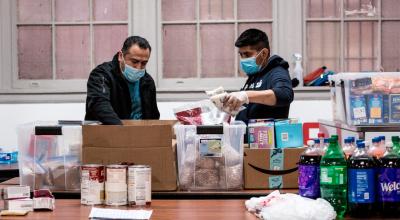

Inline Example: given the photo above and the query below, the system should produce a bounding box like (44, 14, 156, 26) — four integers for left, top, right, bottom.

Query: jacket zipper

(102, 76, 106, 93)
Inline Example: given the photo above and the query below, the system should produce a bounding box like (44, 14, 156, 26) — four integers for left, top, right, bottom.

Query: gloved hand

(223, 91, 249, 113)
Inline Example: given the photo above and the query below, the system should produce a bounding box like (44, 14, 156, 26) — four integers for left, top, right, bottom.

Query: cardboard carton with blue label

(244, 147, 305, 189)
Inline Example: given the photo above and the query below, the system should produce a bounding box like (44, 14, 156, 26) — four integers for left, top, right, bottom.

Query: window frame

(155, 0, 276, 91)
(303, 0, 400, 74)
(3, 0, 131, 93)
(0, 0, 334, 103)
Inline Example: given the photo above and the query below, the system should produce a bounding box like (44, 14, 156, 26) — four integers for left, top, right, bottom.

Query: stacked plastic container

(174, 121, 246, 191)
(329, 72, 400, 126)
(17, 121, 82, 191)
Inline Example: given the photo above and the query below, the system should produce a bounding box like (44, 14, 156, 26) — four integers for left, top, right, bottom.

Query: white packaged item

(3, 186, 30, 200)
(33, 197, 55, 210)
(245, 190, 336, 220)
(4, 198, 34, 212)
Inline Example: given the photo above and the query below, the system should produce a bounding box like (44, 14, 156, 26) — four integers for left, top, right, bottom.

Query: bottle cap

(372, 137, 380, 144)
(318, 132, 325, 138)
(357, 142, 365, 148)
(329, 138, 337, 144)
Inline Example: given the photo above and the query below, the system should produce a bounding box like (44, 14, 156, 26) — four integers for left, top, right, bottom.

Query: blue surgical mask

(121, 54, 145, 83)
(123, 64, 145, 82)
(240, 50, 263, 75)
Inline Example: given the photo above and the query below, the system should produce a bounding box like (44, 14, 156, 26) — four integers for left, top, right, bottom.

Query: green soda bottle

(392, 136, 400, 154)
(320, 135, 347, 218)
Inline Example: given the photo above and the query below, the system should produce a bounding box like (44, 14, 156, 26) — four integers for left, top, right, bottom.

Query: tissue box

(275, 119, 303, 148)
(248, 119, 275, 149)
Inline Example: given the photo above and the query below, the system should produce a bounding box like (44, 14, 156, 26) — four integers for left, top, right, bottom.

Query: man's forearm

(246, 90, 277, 106)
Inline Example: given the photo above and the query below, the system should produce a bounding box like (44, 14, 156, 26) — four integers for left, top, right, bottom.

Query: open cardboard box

(82, 120, 177, 191)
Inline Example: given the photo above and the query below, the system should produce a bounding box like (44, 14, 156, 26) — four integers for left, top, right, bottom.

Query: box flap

(82, 120, 176, 148)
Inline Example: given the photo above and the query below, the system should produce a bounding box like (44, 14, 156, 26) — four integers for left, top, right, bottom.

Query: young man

(85, 36, 160, 125)
(222, 28, 294, 124)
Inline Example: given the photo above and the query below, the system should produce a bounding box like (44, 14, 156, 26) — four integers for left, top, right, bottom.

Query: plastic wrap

(173, 100, 230, 125)
(245, 190, 336, 220)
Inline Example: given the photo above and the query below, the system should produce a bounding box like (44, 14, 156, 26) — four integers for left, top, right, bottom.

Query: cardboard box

(82, 120, 177, 191)
(244, 147, 305, 189)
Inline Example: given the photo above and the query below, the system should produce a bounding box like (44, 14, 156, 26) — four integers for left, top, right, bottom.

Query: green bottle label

(320, 166, 347, 185)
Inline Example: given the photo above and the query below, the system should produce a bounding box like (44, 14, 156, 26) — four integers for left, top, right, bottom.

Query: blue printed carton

(274, 119, 303, 148)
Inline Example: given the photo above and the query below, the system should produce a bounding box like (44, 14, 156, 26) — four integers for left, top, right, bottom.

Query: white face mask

(121, 52, 145, 82)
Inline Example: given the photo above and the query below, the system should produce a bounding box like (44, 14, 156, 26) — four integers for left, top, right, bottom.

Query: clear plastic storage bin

(174, 121, 246, 191)
(17, 121, 82, 191)
(330, 72, 400, 126)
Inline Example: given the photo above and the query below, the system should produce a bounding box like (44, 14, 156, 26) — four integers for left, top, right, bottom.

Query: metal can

(128, 165, 151, 206)
(105, 164, 127, 206)
(81, 164, 105, 205)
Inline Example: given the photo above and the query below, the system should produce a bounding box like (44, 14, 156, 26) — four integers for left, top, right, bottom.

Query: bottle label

(348, 168, 375, 203)
(320, 166, 347, 185)
(298, 165, 320, 198)
(377, 167, 400, 202)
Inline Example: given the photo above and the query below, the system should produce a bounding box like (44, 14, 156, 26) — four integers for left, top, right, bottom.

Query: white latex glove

(224, 91, 249, 113)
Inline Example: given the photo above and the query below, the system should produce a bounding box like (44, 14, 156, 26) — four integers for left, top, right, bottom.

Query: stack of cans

(81, 164, 151, 206)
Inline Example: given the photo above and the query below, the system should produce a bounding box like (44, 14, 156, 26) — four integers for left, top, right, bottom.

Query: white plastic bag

(173, 99, 230, 125)
(206, 87, 245, 116)
(245, 190, 336, 220)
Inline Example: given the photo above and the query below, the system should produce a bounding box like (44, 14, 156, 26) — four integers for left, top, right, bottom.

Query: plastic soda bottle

(348, 141, 376, 217)
(343, 138, 355, 159)
(377, 142, 400, 217)
(392, 136, 400, 154)
(320, 135, 347, 218)
(299, 140, 321, 199)
(368, 137, 385, 159)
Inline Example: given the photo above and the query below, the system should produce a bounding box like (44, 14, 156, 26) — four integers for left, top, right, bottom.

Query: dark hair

(121, 36, 152, 54)
(235, 28, 270, 51)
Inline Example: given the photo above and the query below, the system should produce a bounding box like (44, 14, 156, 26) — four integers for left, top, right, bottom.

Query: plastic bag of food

(245, 190, 336, 220)
(173, 100, 230, 125)
(207, 87, 245, 116)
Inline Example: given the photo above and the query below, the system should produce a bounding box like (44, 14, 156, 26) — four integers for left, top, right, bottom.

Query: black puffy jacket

(85, 53, 160, 125)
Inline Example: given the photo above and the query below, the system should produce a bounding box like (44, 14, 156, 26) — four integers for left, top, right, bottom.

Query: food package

(173, 100, 230, 125)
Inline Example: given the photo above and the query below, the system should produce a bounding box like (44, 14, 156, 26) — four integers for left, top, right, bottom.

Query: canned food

(128, 165, 151, 206)
(81, 164, 105, 205)
(105, 164, 127, 206)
